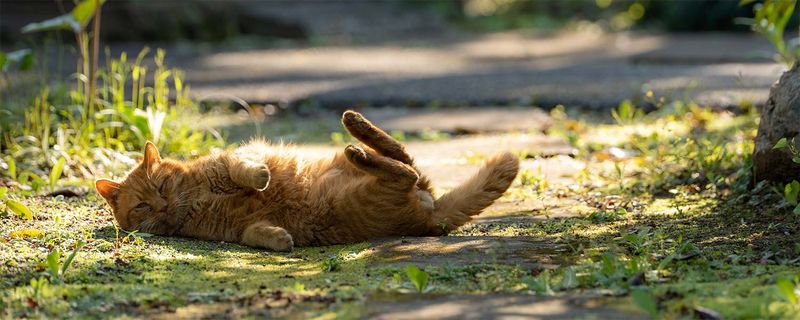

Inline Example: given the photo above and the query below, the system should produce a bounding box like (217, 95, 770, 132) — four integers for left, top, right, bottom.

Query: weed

(739, 0, 799, 67)
(406, 265, 430, 293)
(611, 100, 644, 125)
(0, 187, 32, 220)
(524, 270, 555, 295)
(518, 168, 549, 193)
(773, 139, 800, 214)
(322, 255, 343, 272)
(631, 288, 659, 318)
(44, 241, 84, 284)
(588, 207, 627, 223)
(775, 275, 800, 304)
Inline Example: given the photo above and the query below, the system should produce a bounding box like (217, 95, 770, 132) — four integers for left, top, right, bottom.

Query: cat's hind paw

(251, 165, 271, 191)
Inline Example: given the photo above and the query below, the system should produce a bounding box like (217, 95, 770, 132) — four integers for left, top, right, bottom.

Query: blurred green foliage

(412, 0, 797, 32)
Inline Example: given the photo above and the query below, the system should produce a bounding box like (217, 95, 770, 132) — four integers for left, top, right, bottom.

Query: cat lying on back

(95, 111, 519, 251)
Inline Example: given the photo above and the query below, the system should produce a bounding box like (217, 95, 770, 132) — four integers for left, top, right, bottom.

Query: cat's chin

(162, 205, 192, 236)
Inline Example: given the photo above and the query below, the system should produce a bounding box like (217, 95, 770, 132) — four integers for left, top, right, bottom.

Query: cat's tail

(428, 152, 519, 235)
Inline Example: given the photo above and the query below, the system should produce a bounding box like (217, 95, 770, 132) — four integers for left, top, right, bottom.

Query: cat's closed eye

(135, 202, 150, 210)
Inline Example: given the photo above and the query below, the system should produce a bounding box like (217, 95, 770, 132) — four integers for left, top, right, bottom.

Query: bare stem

(88, 1, 102, 118)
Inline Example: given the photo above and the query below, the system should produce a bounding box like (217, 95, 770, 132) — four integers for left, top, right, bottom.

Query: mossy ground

(2, 106, 799, 319)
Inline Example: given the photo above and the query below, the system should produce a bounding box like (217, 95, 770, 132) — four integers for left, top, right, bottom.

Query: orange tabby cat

(95, 111, 519, 251)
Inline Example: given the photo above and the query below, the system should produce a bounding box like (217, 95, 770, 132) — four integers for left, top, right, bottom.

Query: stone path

(369, 236, 569, 270)
(162, 31, 782, 109)
(365, 295, 647, 320)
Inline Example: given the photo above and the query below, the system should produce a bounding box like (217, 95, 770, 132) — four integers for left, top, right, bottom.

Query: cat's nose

(154, 198, 168, 212)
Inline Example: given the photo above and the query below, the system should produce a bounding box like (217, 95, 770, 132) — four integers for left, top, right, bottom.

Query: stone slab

(368, 236, 569, 270)
(365, 294, 646, 320)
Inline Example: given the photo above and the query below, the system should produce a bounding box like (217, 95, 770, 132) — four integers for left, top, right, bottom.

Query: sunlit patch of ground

(2, 105, 799, 319)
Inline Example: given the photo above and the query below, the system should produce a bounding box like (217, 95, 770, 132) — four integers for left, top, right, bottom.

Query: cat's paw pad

(344, 145, 367, 161)
(250, 165, 271, 191)
(342, 110, 366, 126)
(267, 229, 294, 252)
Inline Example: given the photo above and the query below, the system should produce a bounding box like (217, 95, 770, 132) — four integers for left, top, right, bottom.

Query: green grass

(2, 102, 800, 318)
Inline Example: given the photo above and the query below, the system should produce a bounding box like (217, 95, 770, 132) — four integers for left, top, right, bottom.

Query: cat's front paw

(267, 229, 294, 252)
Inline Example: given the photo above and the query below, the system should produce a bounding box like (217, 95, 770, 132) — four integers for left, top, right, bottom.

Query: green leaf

(559, 267, 578, 289)
(6, 199, 32, 220)
(72, 0, 105, 27)
(794, 204, 800, 216)
(61, 241, 84, 276)
(785, 180, 800, 205)
(776, 277, 798, 304)
(0, 187, 7, 199)
(0, 52, 6, 71)
(18, 51, 34, 71)
(631, 289, 659, 317)
(739, 0, 757, 6)
(21, 14, 81, 33)
(49, 157, 66, 190)
(46, 249, 62, 278)
(6, 157, 16, 180)
(406, 265, 429, 293)
(773, 137, 789, 149)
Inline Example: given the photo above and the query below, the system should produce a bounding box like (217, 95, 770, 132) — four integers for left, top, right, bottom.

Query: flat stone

(365, 294, 646, 320)
(360, 106, 553, 134)
(368, 236, 569, 270)
(477, 198, 592, 223)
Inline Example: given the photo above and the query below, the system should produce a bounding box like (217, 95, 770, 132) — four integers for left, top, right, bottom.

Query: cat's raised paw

(251, 165, 271, 191)
(344, 145, 367, 161)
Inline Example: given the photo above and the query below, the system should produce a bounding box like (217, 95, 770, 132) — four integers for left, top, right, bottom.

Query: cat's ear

(143, 141, 161, 170)
(95, 179, 121, 205)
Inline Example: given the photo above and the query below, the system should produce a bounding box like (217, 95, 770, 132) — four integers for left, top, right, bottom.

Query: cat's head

(95, 142, 191, 235)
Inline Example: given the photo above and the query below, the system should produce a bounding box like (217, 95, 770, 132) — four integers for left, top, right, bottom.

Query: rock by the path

(365, 294, 647, 320)
(753, 65, 800, 182)
(368, 236, 569, 270)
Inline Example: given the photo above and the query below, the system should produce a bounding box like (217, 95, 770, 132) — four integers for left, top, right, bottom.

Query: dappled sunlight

(3, 1, 800, 317)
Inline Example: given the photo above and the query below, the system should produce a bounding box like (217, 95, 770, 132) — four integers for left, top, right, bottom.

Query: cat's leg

(344, 145, 418, 190)
(226, 157, 271, 191)
(341, 111, 414, 165)
(241, 221, 294, 251)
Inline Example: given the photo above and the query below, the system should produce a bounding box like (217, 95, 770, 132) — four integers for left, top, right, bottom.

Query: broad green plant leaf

(49, 157, 66, 190)
(0, 187, 7, 199)
(6, 199, 32, 220)
(1, 49, 33, 72)
(46, 249, 62, 278)
(776, 277, 798, 304)
(21, 14, 81, 33)
(631, 289, 658, 317)
(559, 267, 578, 289)
(794, 204, 800, 216)
(785, 180, 800, 205)
(406, 265, 429, 293)
(72, 0, 105, 27)
(20, 0, 105, 33)
(774, 137, 789, 149)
